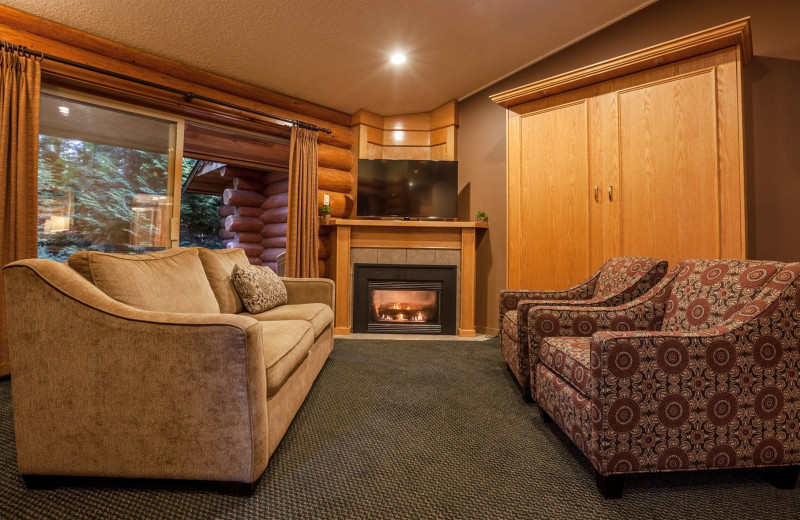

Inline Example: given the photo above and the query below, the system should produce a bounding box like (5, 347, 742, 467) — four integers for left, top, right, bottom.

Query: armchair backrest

(660, 259, 784, 332)
(593, 257, 667, 301)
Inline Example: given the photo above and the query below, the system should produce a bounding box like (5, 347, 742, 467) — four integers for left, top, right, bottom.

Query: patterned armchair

(499, 257, 667, 401)
(534, 259, 800, 497)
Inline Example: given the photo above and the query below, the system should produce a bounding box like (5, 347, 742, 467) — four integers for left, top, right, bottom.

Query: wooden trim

(475, 325, 500, 337)
(0, 11, 354, 154)
(459, 228, 477, 337)
(0, 5, 350, 128)
(490, 18, 752, 108)
(322, 218, 488, 229)
(332, 225, 352, 335)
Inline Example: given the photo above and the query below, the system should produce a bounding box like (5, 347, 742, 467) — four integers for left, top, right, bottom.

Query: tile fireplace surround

(323, 219, 488, 336)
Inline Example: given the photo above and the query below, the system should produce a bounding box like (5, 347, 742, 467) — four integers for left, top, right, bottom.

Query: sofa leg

(22, 475, 60, 490)
(764, 466, 799, 490)
(596, 472, 624, 499)
(218, 478, 260, 495)
(540, 408, 553, 423)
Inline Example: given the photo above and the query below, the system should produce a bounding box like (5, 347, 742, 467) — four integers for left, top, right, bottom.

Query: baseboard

(476, 325, 499, 337)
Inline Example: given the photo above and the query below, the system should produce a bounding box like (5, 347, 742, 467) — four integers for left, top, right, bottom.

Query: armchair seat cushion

(244, 303, 333, 338)
(540, 337, 592, 396)
(260, 321, 315, 397)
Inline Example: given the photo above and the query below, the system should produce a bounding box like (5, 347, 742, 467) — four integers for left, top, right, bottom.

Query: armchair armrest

(3, 260, 268, 483)
(499, 268, 602, 322)
(281, 277, 334, 308)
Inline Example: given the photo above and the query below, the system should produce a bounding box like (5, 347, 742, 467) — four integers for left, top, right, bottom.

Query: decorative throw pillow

(231, 264, 288, 314)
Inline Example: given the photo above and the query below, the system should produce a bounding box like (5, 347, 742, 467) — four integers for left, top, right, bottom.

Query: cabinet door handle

(608, 185, 613, 202)
(594, 185, 599, 202)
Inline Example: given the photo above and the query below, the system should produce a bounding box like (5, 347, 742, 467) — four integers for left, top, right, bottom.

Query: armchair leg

(596, 472, 625, 499)
(505, 364, 533, 403)
(764, 466, 799, 490)
(522, 387, 533, 403)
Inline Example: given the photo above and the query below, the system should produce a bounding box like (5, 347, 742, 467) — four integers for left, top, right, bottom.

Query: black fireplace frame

(353, 263, 457, 335)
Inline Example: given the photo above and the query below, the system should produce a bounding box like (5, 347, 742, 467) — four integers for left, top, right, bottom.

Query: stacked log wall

(259, 172, 290, 272)
(218, 175, 266, 265)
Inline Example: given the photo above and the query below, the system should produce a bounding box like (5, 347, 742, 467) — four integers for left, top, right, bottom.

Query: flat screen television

(356, 159, 458, 219)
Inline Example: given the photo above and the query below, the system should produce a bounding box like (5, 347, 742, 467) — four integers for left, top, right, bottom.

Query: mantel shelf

(322, 218, 488, 229)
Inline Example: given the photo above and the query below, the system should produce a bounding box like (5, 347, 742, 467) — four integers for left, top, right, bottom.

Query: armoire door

(508, 100, 600, 290)
(610, 47, 745, 264)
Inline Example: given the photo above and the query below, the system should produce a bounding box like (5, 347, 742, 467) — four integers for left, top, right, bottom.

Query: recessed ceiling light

(390, 53, 407, 65)
(58, 106, 70, 116)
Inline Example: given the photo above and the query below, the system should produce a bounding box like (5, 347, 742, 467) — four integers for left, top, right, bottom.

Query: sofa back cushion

(593, 257, 665, 300)
(660, 259, 783, 331)
(69, 247, 220, 314)
(197, 248, 251, 314)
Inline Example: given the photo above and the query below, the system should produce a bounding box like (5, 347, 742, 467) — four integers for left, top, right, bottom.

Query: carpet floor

(0, 337, 797, 519)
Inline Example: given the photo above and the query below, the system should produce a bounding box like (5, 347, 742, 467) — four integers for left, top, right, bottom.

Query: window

(179, 158, 223, 249)
(38, 93, 179, 260)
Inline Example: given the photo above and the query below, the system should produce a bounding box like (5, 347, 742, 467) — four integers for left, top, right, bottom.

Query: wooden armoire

(492, 19, 752, 290)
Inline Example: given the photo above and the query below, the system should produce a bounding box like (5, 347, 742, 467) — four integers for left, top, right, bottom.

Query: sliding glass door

(37, 92, 181, 260)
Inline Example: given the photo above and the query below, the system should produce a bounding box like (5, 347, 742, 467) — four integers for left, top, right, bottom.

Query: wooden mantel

(323, 219, 488, 337)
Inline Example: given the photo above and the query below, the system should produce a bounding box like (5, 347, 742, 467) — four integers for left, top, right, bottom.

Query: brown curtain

(0, 45, 41, 377)
(285, 125, 319, 278)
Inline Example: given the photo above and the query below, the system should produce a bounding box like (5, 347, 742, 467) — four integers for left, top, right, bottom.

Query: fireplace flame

(372, 289, 438, 324)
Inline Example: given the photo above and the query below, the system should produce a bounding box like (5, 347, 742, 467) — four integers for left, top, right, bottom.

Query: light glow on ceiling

(390, 53, 407, 65)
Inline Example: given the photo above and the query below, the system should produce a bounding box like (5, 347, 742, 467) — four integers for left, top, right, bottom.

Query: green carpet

(0, 337, 797, 519)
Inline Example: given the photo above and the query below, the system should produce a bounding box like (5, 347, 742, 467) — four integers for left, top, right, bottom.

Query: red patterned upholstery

(500, 257, 668, 400)
(535, 259, 800, 495)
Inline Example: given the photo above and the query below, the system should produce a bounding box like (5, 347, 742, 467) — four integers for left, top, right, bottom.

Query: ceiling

(2, 0, 657, 115)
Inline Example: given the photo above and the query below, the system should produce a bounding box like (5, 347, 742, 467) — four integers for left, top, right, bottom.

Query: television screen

(356, 159, 458, 219)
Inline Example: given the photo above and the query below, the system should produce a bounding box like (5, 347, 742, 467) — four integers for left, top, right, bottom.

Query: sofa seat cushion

(197, 248, 251, 314)
(539, 337, 592, 396)
(69, 247, 220, 314)
(260, 320, 314, 397)
(244, 303, 333, 337)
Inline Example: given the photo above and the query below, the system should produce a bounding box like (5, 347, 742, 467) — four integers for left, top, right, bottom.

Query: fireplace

(353, 264, 457, 334)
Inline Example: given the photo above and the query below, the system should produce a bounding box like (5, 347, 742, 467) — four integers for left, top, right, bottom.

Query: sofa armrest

(3, 260, 268, 483)
(281, 277, 335, 308)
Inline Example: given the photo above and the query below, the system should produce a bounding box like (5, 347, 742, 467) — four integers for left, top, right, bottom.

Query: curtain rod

(1, 40, 332, 134)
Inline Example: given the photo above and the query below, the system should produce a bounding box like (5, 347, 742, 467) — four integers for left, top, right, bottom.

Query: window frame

(40, 86, 186, 249)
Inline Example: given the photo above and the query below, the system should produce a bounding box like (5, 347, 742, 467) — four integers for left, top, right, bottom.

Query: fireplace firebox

(353, 264, 457, 334)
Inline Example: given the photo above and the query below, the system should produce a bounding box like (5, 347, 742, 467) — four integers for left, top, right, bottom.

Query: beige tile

(435, 249, 461, 266)
(406, 249, 437, 265)
(351, 248, 378, 267)
(377, 248, 407, 264)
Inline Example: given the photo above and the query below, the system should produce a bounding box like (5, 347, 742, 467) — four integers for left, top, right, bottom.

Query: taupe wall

(459, 0, 800, 335)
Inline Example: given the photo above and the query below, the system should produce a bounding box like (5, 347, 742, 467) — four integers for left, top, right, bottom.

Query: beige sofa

(3, 247, 334, 492)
